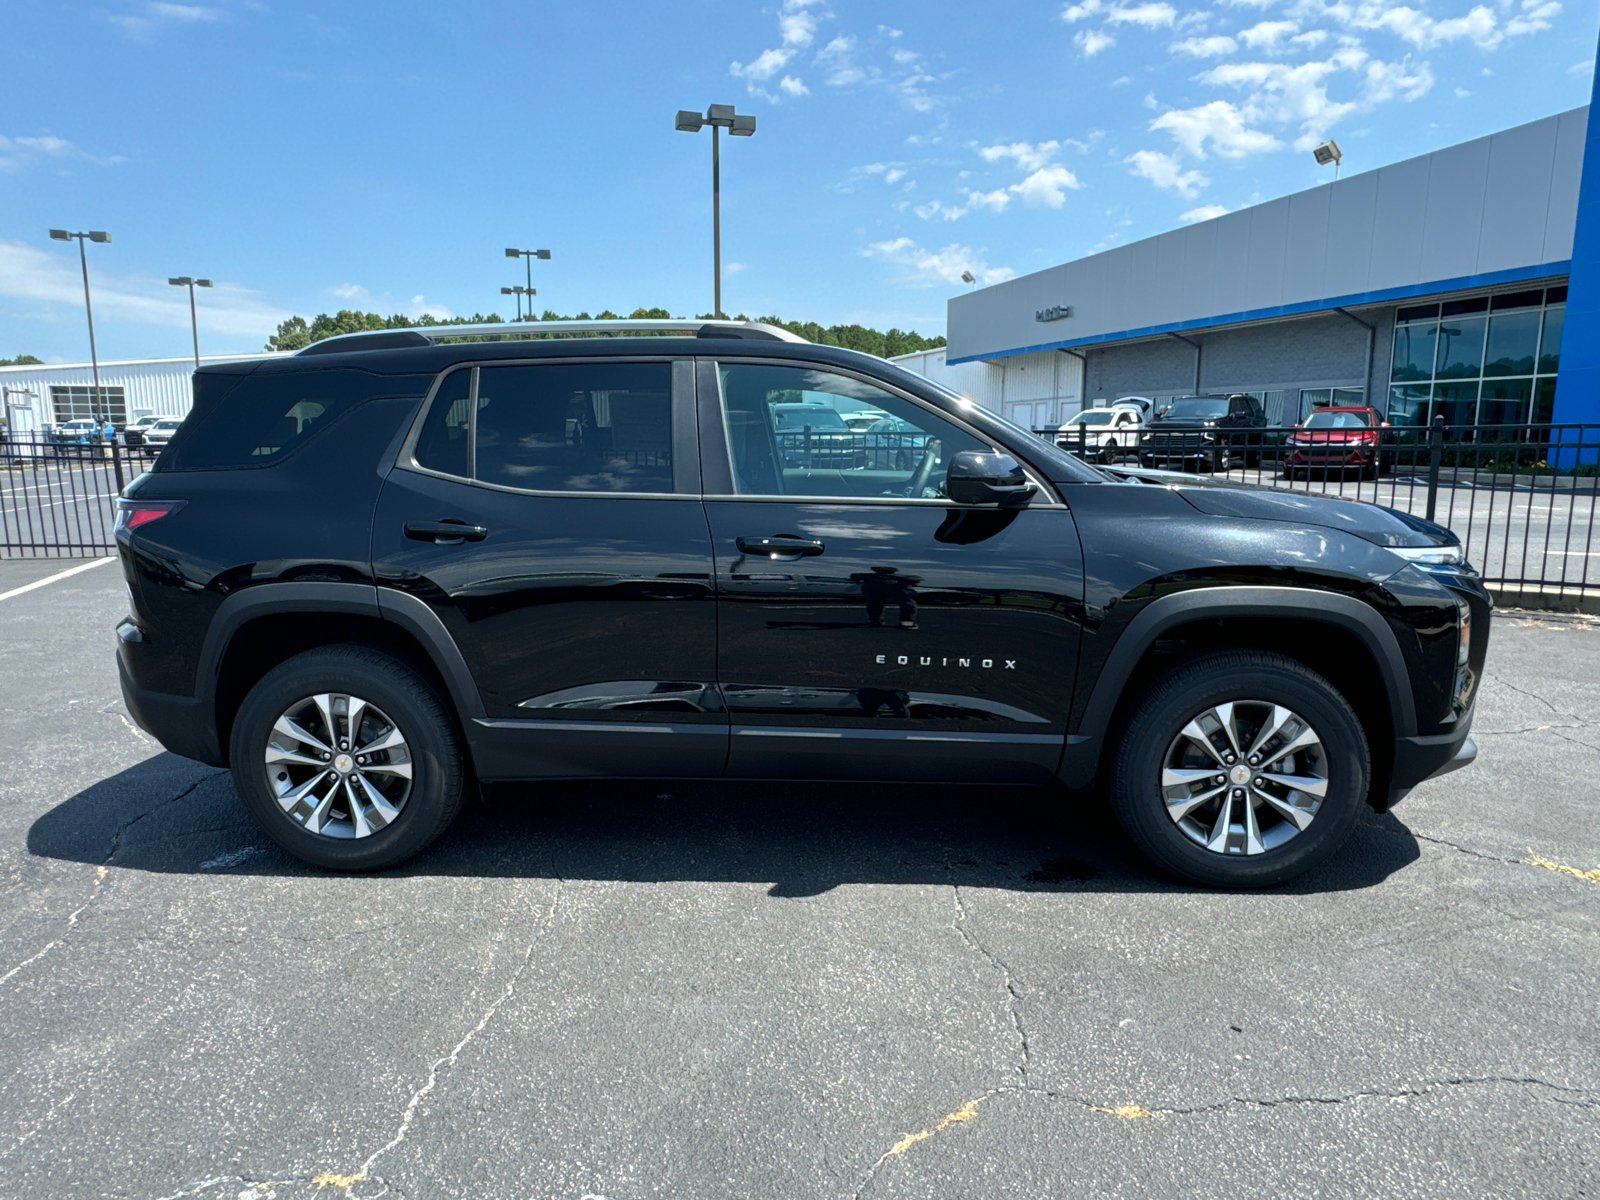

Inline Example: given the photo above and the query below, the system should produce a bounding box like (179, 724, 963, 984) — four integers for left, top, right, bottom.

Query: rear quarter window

(157, 367, 432, 470)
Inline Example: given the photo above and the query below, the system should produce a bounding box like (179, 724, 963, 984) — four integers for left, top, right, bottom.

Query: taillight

(115, 499, 183, 533)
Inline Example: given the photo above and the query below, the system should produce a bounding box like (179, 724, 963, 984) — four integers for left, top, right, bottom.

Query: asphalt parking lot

(0, 558, 1595, 1199)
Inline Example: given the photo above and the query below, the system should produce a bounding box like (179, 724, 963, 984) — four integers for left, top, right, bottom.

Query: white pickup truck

(1054, 405, 1144, 462)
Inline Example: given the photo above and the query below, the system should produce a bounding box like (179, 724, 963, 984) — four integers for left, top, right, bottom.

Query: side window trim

(397, 355, 698, 499)
(699, 355, 1059, 507)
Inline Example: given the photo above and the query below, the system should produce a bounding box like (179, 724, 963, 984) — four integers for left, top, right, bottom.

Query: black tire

(229, 644, 467, 871)
(1107, 648, 1369, 888)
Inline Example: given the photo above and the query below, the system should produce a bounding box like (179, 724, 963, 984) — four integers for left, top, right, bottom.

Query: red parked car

(1284, 406, 1391, 479)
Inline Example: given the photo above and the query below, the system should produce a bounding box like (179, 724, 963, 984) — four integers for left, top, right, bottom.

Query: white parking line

(0, 556, 117, 602)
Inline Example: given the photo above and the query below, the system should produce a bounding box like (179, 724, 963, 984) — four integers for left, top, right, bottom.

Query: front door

(371, 357, 725, 779)
(700, 358, 1085, 782)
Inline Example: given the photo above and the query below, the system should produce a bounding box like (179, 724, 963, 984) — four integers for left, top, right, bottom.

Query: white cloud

(1106, 2, 1179, 26)
(979, 140, 1062, 172)
(1172, 34, 1238, 54)
(0, 132, 125, 172)
(1181, 203, 1231, 221)
(730, 0, 825, 100)
(1061, 0, 1105, 20)
(1290, 28, 1329, 46)
(1300, 0, 1561, 51)
(1239, 19, 1299, 48)
(1125, 148, 1211, 196)
(1011, 165, 1085, 206)
(1076, 28, 1117, 53)
(1571, 58, 1596, 75)
(109, 1, 221, 38)
(1151, 98, 1283, 157)
(329, 283, 368, 300)
(0, 239, 289, 340)
(863, 237, 1015, 286)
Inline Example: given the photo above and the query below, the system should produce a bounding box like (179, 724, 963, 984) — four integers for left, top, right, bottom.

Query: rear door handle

(736, 535, 826, 558)
(405, 519, 488, 545)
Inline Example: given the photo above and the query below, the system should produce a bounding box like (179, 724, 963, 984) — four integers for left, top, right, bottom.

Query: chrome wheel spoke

(354, 773, 402, 827)
(1166, 780, 1227, 822)
(1255, 784, 1318, 831)
(1179, 719, 1224, 764)
(362, 758, 412, 780)
(303, 777, 340, 834)
(1242, 790, 1265, 854)
(1205, 791, 1235, 852)
(356, 725, 406, 757)
(345, 696, 368, 747)
(1260, 770, 1328, 798)
(273, 715, 330, 755)
(1247, 705, 1295, 758)
(265, 744, 327, 769)
(345, 778, 374, 839)
(1262, 726, 1319, 766)
(312, 693, 341, 747)
(1212, 702, 1242, 757)
(276, 769, 331, 814)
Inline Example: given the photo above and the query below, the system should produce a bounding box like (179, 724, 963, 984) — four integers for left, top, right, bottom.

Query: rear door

(371, 357, 726, 779)
(699, 357, 1085, 783)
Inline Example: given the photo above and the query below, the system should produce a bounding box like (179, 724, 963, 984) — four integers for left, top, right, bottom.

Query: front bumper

(1383, 718, 1477, 809)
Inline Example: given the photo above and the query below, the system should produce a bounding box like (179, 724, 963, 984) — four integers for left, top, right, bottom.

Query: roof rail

(295, 318, 808, 356)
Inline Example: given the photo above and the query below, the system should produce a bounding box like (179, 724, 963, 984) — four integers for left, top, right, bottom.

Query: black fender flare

(197, 581, 485, 746)
(1059, 584, 1416, 789)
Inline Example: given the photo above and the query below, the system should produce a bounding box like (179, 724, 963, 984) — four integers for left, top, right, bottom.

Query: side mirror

(947, 451, 1035, 508)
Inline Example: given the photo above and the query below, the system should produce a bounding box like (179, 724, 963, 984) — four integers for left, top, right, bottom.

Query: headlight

(1388, 543, 1474, 574)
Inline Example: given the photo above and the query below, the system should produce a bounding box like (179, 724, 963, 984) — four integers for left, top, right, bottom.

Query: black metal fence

(0, 434, 160, 558)
(1041, 417, 1600, 599)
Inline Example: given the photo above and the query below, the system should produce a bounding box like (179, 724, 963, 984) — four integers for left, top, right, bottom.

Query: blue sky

(2, 0, 1596, 363)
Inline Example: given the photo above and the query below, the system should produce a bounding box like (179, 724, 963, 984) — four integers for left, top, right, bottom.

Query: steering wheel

(903, 437, 941, 498)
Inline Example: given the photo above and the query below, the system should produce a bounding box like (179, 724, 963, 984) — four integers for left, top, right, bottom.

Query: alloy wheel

(1159, 700, 1327, 855)
(263, 692, 413, 839)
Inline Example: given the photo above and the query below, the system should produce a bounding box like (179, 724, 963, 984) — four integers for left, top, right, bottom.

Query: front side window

(717, 362, 991, 499)
(412, 361, 675, 493)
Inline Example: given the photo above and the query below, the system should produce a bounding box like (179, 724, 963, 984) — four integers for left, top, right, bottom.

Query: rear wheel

(229, 644, 467, 871)
(1108, 648, 1369, 888)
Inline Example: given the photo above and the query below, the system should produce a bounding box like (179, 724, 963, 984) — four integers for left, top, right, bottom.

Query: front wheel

(229, 645, 467, 871)
(1107, 648, 1369, 888)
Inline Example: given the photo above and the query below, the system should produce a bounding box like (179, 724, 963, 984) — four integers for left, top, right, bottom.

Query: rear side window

(411, 361, 675, 493)
(158, 368, 430, 470)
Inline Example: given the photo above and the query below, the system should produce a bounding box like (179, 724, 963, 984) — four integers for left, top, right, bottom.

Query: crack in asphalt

(0, 770, 224, 994)
(1483, 672, 1571, 717)
(307, 880, 565, 1199)
(946, 871, 1030, 1079)
(850, 1075, 1596, 1195)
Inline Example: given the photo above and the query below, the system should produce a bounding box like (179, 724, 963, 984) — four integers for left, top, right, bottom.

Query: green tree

(0, 354, 45, 366)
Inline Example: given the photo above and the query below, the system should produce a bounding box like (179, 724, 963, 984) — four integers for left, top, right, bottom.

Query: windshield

(1072, 411, 1115, 426)
(155, 420, 182, 430)
(1305, 410, 1372, 429)
(1161, 398, 1228, 420)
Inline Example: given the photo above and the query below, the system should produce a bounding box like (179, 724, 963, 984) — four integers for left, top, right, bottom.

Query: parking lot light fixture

(50, 227, 122, 489)
(168, 275, 213, 369)
(1312, 139, 1342, 180)
(505, 247, 552, 306)
(675, 103, 757, 319)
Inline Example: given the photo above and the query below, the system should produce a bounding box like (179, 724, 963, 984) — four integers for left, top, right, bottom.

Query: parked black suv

(115, 321, 1486, 887)
(1141, 393, 1269, 471)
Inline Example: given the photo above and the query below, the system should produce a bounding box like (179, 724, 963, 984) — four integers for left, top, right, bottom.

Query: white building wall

(0, 353, 278, 433)
(888, 347, 1003, 411)
(890, 346, 1085, 430)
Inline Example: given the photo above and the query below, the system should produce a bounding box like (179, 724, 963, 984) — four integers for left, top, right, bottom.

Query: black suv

(1141, 393, 1269, 471)
(114, 321, 1486, 887)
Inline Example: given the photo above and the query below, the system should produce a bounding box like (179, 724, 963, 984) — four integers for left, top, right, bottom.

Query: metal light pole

(504, 248, 550, 319)
(675, 105, 756, 319)
(500, 285, 536, 320)
(49, 228, 123, 490)
(168, 276, 213, 369)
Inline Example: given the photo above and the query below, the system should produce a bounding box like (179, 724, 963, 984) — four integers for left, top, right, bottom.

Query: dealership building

(900, 96, 1599, 434)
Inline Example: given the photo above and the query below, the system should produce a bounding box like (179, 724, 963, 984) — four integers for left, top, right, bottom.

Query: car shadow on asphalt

(27, 752, 1421, 896)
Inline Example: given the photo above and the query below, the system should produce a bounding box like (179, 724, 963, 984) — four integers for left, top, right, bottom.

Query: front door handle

(405, 519, 488, 545)
(736, 535, 826, 559)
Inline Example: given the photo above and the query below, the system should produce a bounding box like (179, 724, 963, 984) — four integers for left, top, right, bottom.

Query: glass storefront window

(1539, 306, 1564, 374)
(1391, 323, 1437, 382)
(1478, 377, 1532, 426)
(1483, 310, 1540, 376)
(1387, 385, 1431, 428)
(1433, 382, 1480, 428)
(1434, 317, 1487, 379)
(1533, 377, 1557, 426)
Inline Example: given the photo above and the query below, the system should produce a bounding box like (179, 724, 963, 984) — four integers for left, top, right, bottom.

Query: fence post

(1425, 415, 1444, 522)
(1078, 421, 1087, 460)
